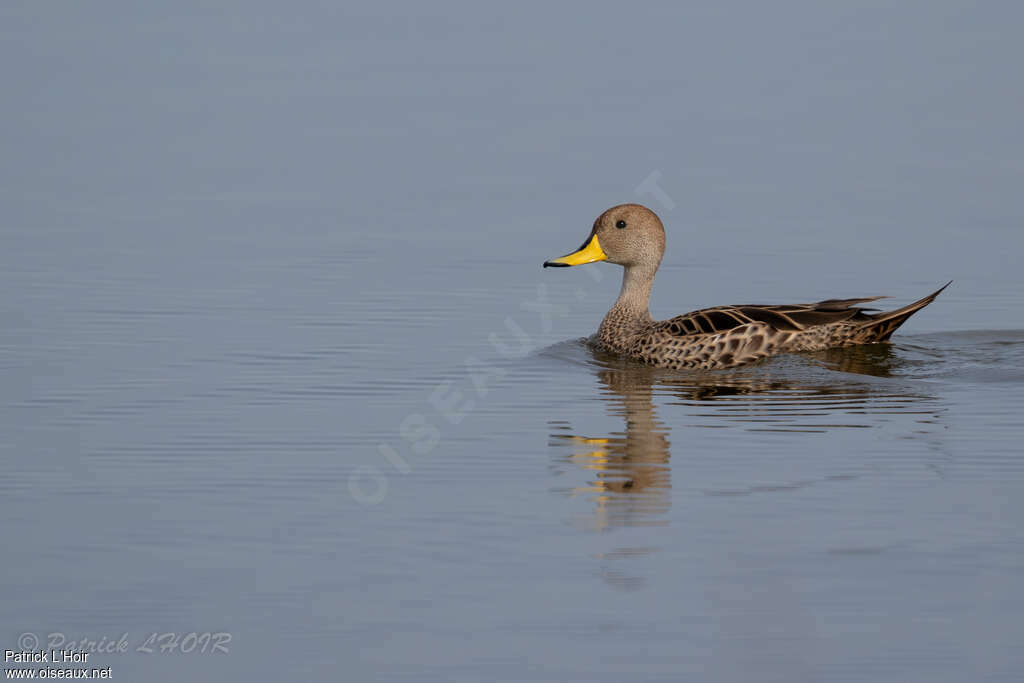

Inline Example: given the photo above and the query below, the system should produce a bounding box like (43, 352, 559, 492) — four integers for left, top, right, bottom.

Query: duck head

(543, 203, 665, 270)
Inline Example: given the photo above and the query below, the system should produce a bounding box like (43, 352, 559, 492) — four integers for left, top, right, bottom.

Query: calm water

(3, 3, 1024, 682)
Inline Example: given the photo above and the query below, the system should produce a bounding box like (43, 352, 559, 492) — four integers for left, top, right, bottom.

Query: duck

(543, 203, 949, 370)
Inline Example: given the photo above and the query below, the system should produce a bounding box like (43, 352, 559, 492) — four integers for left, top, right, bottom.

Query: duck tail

(852, 281, 951, 343)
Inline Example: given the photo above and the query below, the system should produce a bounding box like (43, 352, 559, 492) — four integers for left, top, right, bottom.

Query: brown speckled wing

(660, 296, 887, 337)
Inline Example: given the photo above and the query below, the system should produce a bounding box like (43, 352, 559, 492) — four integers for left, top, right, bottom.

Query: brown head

(543, 203, 666, 271)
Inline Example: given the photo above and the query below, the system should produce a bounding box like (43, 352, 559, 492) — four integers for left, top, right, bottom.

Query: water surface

(3, 2, 1024, 682)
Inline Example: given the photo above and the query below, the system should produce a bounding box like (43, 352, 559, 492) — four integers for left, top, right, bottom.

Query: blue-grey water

(3, 2, 1024, 681)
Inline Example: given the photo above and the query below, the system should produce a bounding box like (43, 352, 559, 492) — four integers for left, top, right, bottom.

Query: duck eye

(615, 220, 627, 229)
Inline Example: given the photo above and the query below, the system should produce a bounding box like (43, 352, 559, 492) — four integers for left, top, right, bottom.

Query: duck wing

(660, 296, 888, 336)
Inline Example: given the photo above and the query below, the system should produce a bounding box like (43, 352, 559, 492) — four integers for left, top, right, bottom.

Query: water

(3, 2, 1024, 681)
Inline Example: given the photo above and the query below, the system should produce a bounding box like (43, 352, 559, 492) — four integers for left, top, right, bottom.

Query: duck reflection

(549, 342, 936, 533)
(550, 362, 673, 531)
(809, 342, 911, 377)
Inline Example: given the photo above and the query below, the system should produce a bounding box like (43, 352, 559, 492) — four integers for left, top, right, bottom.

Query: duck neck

(602, 264, 655, 333)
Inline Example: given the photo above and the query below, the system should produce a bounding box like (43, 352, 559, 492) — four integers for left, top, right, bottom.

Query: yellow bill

(543, 233, 608, 268)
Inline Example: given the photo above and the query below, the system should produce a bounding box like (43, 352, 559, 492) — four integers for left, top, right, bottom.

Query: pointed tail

(854, 281, 952, 342)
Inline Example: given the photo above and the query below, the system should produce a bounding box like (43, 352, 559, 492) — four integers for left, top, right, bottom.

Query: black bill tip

(543, 261, 569, 268)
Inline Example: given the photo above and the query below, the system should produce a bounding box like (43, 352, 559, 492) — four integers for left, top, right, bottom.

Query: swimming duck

(544, 203, 949, 370)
